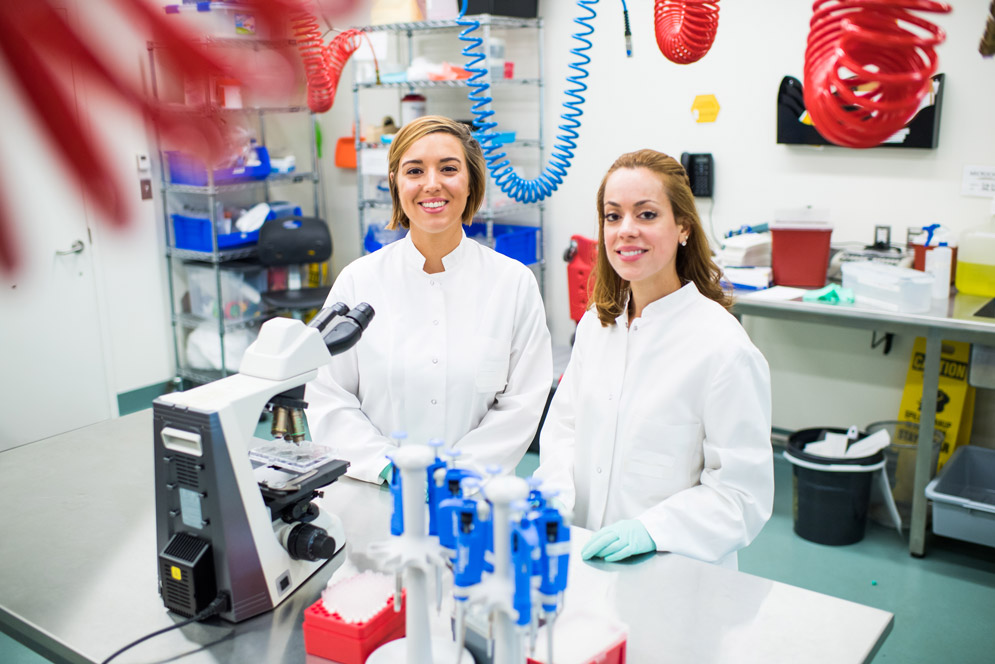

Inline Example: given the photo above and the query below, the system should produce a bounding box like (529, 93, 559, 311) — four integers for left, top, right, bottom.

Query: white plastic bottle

(925, 242, 953, 299)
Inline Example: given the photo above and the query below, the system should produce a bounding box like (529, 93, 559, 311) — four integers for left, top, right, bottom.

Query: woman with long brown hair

(534, 149, 773, 569)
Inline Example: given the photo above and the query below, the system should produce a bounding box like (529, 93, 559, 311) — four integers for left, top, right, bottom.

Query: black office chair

(257, 216, 333, 315)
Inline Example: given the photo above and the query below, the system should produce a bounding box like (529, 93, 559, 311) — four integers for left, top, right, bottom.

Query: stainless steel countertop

(1, 410, 893, 663)
(732, 290, 995, 345)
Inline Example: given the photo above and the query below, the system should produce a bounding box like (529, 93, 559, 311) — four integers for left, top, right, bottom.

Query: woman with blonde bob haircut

(534, 149, 774, 569)
(307, 115, 552, 484)
(384, 115, 487, 232)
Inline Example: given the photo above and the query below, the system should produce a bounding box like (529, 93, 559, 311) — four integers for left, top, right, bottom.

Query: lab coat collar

(621, 281, 700, 326)
(400, 228, 469, 276)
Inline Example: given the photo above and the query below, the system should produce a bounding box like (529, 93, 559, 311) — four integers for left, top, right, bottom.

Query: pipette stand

(367, 444, 473, 664)
(462, 475, 531, 664)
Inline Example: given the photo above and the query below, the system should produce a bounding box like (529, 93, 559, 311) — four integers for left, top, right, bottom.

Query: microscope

(152, 302, 373, 622)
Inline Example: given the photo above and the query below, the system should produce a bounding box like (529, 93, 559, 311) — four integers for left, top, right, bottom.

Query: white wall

(537, 0, 994, 340)
(4, 1, 992, 438)
(214, 1, 995, 436)
(532, 0, 995, 435)
(83, 1, 174, 396)
(0, 0, 171, 413)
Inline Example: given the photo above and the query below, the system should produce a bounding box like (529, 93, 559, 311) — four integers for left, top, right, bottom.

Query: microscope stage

(250, 439, 341, 473)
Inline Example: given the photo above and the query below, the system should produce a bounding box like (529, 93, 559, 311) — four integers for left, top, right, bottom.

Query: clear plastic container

(955, 212, 995, 297)
(185, 262, 266, 320)
(841, 262, 934, 313)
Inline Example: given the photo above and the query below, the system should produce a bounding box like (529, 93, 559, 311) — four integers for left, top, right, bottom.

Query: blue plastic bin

(467, 223, 540, 265)
(364, 223, 407, 254)
(172, 204, 301, 252)
(166, 146, 271, 186)
(362, 223, 539, 265)
(173, 215, 259, 251)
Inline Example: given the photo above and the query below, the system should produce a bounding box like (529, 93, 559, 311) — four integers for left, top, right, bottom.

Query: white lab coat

(305, 231, 552, 483)
(534, 282, 773, 569)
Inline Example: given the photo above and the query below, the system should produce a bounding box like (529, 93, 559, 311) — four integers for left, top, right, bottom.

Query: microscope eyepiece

(321, 302, 375, 356)
(346, 302, 374, 330)
(307, 302, 350, 330)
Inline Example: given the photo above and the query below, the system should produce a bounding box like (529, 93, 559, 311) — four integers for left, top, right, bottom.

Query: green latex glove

(581, 519, 656, 562)
(802, 283, 854, 305)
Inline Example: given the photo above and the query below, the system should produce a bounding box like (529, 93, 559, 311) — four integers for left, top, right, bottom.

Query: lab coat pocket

(474, 339, 510, 393)
(624, 423, 701, 486)
(626, 449, 675, 479)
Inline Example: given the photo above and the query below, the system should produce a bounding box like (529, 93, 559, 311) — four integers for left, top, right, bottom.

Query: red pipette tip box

(526, 634, 626, 664)
(302, 591, 405, 664)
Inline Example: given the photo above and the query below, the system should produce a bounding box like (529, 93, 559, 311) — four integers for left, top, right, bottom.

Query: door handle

(56, 240, 85, 256)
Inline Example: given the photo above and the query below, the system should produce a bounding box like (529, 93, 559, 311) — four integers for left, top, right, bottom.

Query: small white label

(179, 488, 204, 529)
(360, 148, 389, 176)
(961, 165, 995, 198)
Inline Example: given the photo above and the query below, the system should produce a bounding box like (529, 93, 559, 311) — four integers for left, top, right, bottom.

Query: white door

(0, 3, 114, 451)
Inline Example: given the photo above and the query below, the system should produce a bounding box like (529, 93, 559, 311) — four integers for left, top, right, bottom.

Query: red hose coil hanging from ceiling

(290, 10, 367, 113)
(654, 0, 721, 65)
(803, 0, 951, 149)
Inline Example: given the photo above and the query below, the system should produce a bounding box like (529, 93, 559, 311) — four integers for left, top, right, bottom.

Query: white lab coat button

(429, 280, 435, 286)
(433, 320, 440, 326)
(431, 398, 438, 405)
(597, 466, 602, 474)
(607, 393, 613, 400)
(432, 357, 439, 364)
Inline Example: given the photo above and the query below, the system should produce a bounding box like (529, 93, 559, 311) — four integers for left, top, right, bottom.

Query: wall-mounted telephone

(680, 152, 714, 198)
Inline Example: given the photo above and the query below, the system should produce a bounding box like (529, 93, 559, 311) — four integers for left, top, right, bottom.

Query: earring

(680, 238, 688, 247)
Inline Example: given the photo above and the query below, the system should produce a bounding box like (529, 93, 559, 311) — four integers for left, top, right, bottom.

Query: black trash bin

(784, 428, 886, 546)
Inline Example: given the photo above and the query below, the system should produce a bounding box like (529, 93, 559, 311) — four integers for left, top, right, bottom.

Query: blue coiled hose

(457, 0, 598, 204)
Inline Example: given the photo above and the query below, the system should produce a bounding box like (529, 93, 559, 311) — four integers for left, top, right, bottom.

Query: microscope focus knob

(286, 523, 337, 561)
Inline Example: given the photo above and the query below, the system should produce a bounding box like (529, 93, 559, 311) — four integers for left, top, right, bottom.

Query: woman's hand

(581, 519, 656, 562)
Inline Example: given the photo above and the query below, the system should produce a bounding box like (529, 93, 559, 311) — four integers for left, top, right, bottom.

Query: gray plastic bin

(924, 446, 995, 548)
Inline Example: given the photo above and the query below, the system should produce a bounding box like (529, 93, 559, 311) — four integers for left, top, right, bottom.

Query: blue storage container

(362, 223, 539, 264)
(166, 146, 271, 186)
(364, 223, 407, 254)
(172, 204, 301, 252)
(172, 215, 259, 251)
(467, 223, 540, 265)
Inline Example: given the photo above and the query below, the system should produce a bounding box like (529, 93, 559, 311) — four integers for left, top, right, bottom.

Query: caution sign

(897, 338, 976, 471)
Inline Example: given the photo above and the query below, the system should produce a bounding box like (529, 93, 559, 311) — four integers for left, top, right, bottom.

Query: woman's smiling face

(393, 132, 470, 246)
(602, 166, 686, 292)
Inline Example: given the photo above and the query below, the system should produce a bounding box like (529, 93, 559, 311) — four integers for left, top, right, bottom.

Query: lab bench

(0, 410, 892, 663)
(732, 289, 995, 558)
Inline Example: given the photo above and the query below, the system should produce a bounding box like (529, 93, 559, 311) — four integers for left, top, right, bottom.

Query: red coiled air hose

(654, 0, 720, 65)
(803, 0, 950, 149)
(290, 6, 371, 113)
(290, 11, 332, 112)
